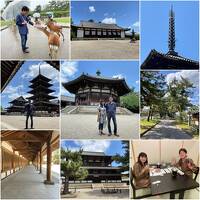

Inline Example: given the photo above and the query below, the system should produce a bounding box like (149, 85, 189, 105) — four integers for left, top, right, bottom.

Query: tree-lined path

(142, 120, 192, 139)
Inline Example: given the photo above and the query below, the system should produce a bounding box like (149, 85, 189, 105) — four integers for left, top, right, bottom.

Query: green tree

(61, 149, 88, 194)
(130, 29, 136, 42)
(112, 141, 129, 171)
(120, 89, 139, 113)
(34, 5, 42, 12)
(141, 71, 166, 121)
(167, 77, 194, 122)
(52, 149, 60, 164)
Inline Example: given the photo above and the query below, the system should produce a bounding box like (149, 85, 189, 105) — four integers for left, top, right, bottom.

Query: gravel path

(61, 114, 139, 139)
(71, 40, 139, 59)
(1, 115, 59, 130)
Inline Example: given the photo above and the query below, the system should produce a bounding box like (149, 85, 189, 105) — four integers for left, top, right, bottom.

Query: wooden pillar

(44, 133, 54, 184)
(20, 156, 22, 169)
(18, 155, 20, 170)
(39, 149, 42, 174)
(12, 150, 15, 173)
(36, 153, 39, 171)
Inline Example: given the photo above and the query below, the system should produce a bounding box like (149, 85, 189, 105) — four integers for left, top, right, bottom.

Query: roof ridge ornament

(38, 62, 41, 75)
(167, 5, 178, 56)
(96, 69, 101, 76)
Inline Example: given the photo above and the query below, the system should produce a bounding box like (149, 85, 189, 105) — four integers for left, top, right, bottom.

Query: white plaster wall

(77, 29, 84, 38)
(121, 31, 125, 38)
(131, 140, 199, 165)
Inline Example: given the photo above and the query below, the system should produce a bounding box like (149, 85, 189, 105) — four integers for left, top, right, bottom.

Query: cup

(172, 168, 178, 178)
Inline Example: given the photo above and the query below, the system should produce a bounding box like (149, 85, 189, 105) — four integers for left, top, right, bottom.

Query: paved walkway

(61, 114, 139, 139)
(62, 188, 129, 199)
(1, 25, 69, 59)
(142, 120, 193, 139)
(71, 40, 139, 59)
(1, 115, 59, 130)
(1, 165, 59, 199)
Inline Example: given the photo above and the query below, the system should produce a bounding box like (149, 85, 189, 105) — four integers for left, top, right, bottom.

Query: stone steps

(62, 106, 133, 115)
(61, 106, 77, 114)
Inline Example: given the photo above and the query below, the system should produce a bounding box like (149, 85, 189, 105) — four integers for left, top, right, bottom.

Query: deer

(37, 26, 60, 59)
(46, 20, 65, 42)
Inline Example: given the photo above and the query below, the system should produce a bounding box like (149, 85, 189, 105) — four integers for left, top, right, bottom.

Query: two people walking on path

(97, 96, 119, 137)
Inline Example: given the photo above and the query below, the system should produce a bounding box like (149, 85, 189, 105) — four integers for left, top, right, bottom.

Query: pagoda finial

(39, 64, 41, 75)
(167, 5, 178, 55)
(96, 70, 101, 76)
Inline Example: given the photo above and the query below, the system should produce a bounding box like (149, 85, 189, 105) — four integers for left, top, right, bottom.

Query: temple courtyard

(61, 114, 139, 139)
(71, 40, 139, 59)
(1, 115, 59, 130)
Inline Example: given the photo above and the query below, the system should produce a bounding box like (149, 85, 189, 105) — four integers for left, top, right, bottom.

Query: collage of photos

(0, 0, 199, 200)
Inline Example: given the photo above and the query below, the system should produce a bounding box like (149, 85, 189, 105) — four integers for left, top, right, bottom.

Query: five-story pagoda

(27, 66, 58, 114)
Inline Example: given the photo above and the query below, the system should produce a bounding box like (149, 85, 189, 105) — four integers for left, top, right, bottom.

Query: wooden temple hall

(62, 70, 131, 106)
(69, 151, 123, 183)
(1, 130, 59, 186)
(71, 21, 130, 39)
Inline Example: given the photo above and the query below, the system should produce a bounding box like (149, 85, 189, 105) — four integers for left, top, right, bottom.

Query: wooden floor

(1, 165, 59, 199)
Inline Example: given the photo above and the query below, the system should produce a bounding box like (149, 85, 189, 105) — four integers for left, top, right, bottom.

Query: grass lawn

(54, 17, 70, 24)
(0, 20, 14, 27)
(175, 121, 199, 138)
(140, 119, 160, 135)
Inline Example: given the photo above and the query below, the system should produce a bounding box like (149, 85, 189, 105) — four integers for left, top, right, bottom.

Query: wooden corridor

(1, 165, 59, 199)
(1, 130, 60, 199)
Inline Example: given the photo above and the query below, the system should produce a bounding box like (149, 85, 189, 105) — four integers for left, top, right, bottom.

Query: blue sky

(160, 70, 199, 106)
(61, 61, 139, 96)
(61, 140, 126, 167)
(1, 61, 60, 109)
(141, 1, 199, 62)
(71, 1, 139, 32)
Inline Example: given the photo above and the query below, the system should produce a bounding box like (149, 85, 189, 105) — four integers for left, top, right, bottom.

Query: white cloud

(3, 85, 23, 94)
(136, 80, 139, 84)
(21, 62, 59, 84)
(112, 74, 124, 79)
(102, 17, 116, 24)
(61, 61, 78, 77)
(127, 21, 140, 33)
(89, 6, 95, 13)
(166, 71, 199, 87)
(133, 21, 140, 28)
(61, 62, 78, 95)
(74, 140, 111, 152)
(3, 85, 25, 100)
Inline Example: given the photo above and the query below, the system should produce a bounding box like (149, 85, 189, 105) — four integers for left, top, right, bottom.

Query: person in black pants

(105, 96, 119, 137)
(24, 100, 35, 129)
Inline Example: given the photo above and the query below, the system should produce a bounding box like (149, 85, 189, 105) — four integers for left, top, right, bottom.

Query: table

(150, 168, 199, 199)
